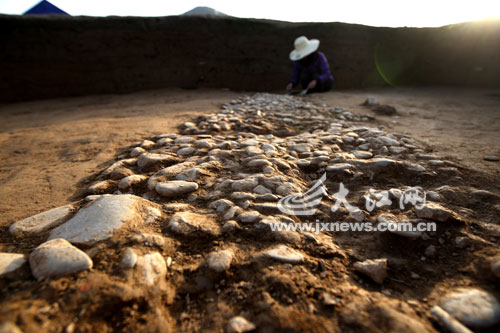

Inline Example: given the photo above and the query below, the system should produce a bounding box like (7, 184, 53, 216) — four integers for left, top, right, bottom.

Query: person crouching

(286, 36, 334, 94)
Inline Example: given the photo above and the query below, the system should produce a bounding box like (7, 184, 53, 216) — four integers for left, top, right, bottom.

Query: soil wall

(1, 15, 499, 102)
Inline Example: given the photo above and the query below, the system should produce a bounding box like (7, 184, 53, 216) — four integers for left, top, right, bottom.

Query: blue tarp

(23, 0, 69, 15)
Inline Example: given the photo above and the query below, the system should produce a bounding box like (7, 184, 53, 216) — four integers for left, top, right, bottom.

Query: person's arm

(290, 61, 301, 87)
(316, 52, 333, 83)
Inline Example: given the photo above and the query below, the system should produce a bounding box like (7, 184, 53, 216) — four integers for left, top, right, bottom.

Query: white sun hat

(289, 36, 320, 61)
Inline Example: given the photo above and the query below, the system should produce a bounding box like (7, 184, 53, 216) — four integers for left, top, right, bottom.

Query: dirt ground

(1, 87, 499, 228)
(1, 87, 500, 332)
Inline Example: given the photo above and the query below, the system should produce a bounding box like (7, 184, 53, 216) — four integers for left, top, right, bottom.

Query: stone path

(1, 93, 499, 332)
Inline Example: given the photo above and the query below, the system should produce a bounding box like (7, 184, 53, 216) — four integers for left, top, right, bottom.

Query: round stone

(29, 238, 93, 280)
(440, 288, 500, 329)
(155, 181, 198, 197)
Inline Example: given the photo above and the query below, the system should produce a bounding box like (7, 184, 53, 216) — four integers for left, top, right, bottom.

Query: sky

(0, 0, 499, 27)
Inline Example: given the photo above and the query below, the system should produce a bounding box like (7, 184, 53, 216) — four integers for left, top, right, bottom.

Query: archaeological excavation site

(0, 11, 499, 333)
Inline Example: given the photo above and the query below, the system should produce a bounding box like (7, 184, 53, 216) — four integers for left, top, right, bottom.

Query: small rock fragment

(264, 245, 304, 264)
(207, 250, 233, 272)
(0, 253, 26, 276)
(227, 316, 256, 333)
(118, 175, 147, 191)
(238, 211, 261, 223)
(416, 202, 453, 222)
(135, 252, 167, 286)
(121, 248, 138, 269)
(354, 258, 388, 284)
(169, 211, 220, 236)
(425, 245, 437, 257)
(490, 257, 500, 279)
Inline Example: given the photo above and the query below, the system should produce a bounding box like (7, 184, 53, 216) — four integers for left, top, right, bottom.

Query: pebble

(428, 159, 446, 166)
(118, 174, 148, 190)
(440, 288, 500, 329)
(232, 178, 259, 191)
(207, 250, 233, 272)
(238, 210, 261, 223)
(276, 182, 301, 196)
(290, 143, 311, 152)
(222, 220, 239, 232)
(379, 136, 400, 146)
(177, 147, 195, 156)
(247, 159, 272, 168)
(483, 156, 499, 162)
(9, 205, 74, 236)
(209, 199, 234, 213)
(363, 97, 379, 106)
(427, 191, 441, 201)
(245, 146, 262, 155)
(349, 209, 365, 222)
(156, 137, 174, 147)
(490, 257, 500, 279)
(29, 238, 92, 280)
(134, 252, 167, 286)
(264, 245, 304, 264)
(241, 139, 259, 146)
(416, 202, 453, 222)
(353, 258, 388, 284)
(169, 211, 220, 236)
(223, 206, 242, 221)
(0, 253, 26, 276)
(174, 136, 195, 144)
(326, 163, 352, 171)
(353, 150, 373, 159)
(194, 140, 213, 149)
(354, 158, 397, 168)
(121, 247, 138, 269)
(49, 195, 156, 245)
(147, 161, 196, 190)
(389, 146, 407, 154)
(130, 233, 165, 247)
(130, 147, 146, 157)
(227, 316, 256, 333)
(140, 140, 155, 149)
(137, 153, 177, 169)
(230, 192, 256, 201)
(155, 181, 198, 197)
(88, 180, 113, 193)
(424, 245, 437, 257)
(253, 185, 272, 194)
(110, 166, 135, 180)
(455, 237, 470, 249)
(323, 292, 340, 306)
(257, 193, 278, 201)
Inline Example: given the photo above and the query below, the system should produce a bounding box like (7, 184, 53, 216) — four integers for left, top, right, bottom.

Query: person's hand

(307, 80, 317, 90)
(286, 83, 293, 91)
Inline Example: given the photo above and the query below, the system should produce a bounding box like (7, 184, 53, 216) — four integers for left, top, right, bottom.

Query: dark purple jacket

(291, 51, 334, 87)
